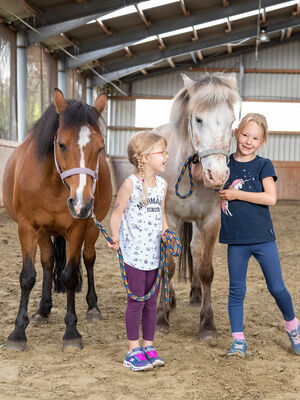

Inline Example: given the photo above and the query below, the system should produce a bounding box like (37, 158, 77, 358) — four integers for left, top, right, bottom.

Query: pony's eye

(58, 142, 67, 151)
(195, 117, 203, 124)
(97, 147, 104, 154)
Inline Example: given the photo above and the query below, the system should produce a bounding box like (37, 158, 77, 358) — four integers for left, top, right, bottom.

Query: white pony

(153, 73, 240, 340)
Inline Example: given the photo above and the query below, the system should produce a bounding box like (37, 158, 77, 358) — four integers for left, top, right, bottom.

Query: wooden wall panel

(273, 161, 300, 200)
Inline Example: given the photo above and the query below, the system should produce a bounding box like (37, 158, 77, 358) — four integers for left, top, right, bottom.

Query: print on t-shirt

(222, 179, 245, 216)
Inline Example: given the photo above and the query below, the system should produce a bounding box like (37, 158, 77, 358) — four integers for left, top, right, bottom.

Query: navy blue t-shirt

(219, 154, 277, 245)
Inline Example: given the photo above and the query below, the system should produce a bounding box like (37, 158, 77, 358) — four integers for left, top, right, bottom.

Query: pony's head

(172, 73, 240, 189)
(53, 89, 106, 219)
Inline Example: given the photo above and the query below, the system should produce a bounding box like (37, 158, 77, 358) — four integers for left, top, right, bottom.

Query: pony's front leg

(83, 226, 103, 322)
(193, 220, 219, 340)
(7, 220, 37, 351)
(62, 235, 83, 351)
(189, 226, 202, 307)
(33, 233, 54, 325)
(156, 255, 176, 334)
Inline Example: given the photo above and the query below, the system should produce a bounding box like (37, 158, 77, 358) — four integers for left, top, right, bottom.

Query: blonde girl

(108, 131, 169, 371)
(218, 113, 299, 358)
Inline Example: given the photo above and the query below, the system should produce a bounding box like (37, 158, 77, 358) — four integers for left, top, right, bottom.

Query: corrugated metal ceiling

(0, 0, 300, 84)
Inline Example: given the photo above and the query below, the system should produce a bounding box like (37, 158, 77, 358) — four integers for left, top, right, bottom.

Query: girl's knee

(229, 284, 247, 302)
(268, 284, 289, 300)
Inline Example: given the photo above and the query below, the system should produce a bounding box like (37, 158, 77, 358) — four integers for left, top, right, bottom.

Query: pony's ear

(181, 74, 195, 91)
(93, 93, 106, 115)
(54, 88, 67, 114)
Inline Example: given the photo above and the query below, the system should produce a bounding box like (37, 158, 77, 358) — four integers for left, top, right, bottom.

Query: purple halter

(53, 139, 99, 194)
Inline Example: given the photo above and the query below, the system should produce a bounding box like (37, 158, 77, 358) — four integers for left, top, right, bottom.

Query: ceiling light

(258, 26, 270, 42)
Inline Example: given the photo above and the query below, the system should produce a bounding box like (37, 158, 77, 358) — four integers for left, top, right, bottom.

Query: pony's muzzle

(67, 196, 94, 219)
(203, 168, 229, 189)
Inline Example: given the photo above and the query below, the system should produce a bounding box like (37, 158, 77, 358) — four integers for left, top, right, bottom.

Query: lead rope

(92, 215, 181, 304)
(175, 153, 199, 199)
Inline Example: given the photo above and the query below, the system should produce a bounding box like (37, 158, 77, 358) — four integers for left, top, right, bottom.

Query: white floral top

(119, 174, 166, 271)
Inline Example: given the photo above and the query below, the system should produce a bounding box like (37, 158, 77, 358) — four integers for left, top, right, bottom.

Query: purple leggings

(125, 263, 160, 341)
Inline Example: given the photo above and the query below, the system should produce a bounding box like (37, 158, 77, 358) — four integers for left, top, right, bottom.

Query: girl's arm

(108, 178, 133, 250)
(161, 180, 169, 237)
(218, 176, 277, 206)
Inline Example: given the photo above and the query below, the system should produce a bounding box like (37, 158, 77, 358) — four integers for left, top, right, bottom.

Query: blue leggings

(227, 241, 295, 333)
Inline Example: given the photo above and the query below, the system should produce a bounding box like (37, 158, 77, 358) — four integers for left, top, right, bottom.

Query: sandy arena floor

(0, 200, 299, 400)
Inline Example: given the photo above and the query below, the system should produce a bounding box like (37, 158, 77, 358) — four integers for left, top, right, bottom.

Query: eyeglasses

(150, 150, 169, 156)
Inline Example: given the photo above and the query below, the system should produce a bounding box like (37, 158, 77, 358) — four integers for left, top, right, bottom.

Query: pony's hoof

(62, 338, 83, 352)
(6, 339, 26, 352)
(198, 329, 218, 341)
(86, 307, 103, 323)
(32, 313, 49, 325)
(156, 325, 169, 335)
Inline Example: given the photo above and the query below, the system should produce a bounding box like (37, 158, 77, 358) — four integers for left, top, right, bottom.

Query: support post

(239, 53, 245, 119)
(86, 75, 93, 105)
(58, 57, 67, 96)
(17, 32, 27, 142)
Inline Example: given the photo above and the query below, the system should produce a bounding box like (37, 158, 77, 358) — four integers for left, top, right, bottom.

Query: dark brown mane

(32, 100, 100, 160)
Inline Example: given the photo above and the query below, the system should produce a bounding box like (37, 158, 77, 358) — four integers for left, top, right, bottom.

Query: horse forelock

(33, 100, 101, 160)
(190, 73, 240, 110)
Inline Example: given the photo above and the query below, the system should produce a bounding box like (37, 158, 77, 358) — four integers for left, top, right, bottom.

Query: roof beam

(28, 0, 149, 45)
(192, 27, 199, 42)
(157, 35, 166, 50)
(121, 33, 300, 83)
(124, 46, 134, 58)
(167, 57, 175, 68)
(19, 0, 40, 16)
(179, 0, 190, 17)
(196, 50, 203, 61)
(93, 14, 300, 84)
(35, 0, 151, 25)
(134, 4, 152, 27)
(96, 64, 153, 85)
(225, 17, 232, 33)
(97, 19, 113, 36)
(286, 27, 293, 38)
(292, 1, 300, 16)
(67, 0, 292, 69)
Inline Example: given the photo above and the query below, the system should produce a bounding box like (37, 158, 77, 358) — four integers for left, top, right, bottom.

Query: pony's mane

(32, 99, 101, 159)
(170, 73, 240, 136)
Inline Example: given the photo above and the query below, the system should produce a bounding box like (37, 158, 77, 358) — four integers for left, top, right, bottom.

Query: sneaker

(227, 340, 247, 358)
(286, 324, 300, 355)
(144, 345, 165, 367)
(123, 347, 153, 371)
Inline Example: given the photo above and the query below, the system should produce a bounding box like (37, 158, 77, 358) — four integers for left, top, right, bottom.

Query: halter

(188, 115, 230, 162)
(53, 138, 100, 194)
(174, 116, 231, 199)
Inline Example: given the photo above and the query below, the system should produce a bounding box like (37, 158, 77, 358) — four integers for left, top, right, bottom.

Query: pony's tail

(178, 222, 193, 283)
(53, 236, 82, 293)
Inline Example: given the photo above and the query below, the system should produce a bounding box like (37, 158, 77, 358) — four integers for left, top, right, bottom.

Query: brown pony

(2, 89, 112, 351)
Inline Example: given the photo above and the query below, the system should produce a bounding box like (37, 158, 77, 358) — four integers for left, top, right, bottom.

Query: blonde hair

(237, 113, 268, 143)
(128, 130, 167, 207)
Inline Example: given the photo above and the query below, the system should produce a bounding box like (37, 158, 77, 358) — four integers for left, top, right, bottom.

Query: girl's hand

(107, 239, 119, 251)
(218, 189, 240, 201)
